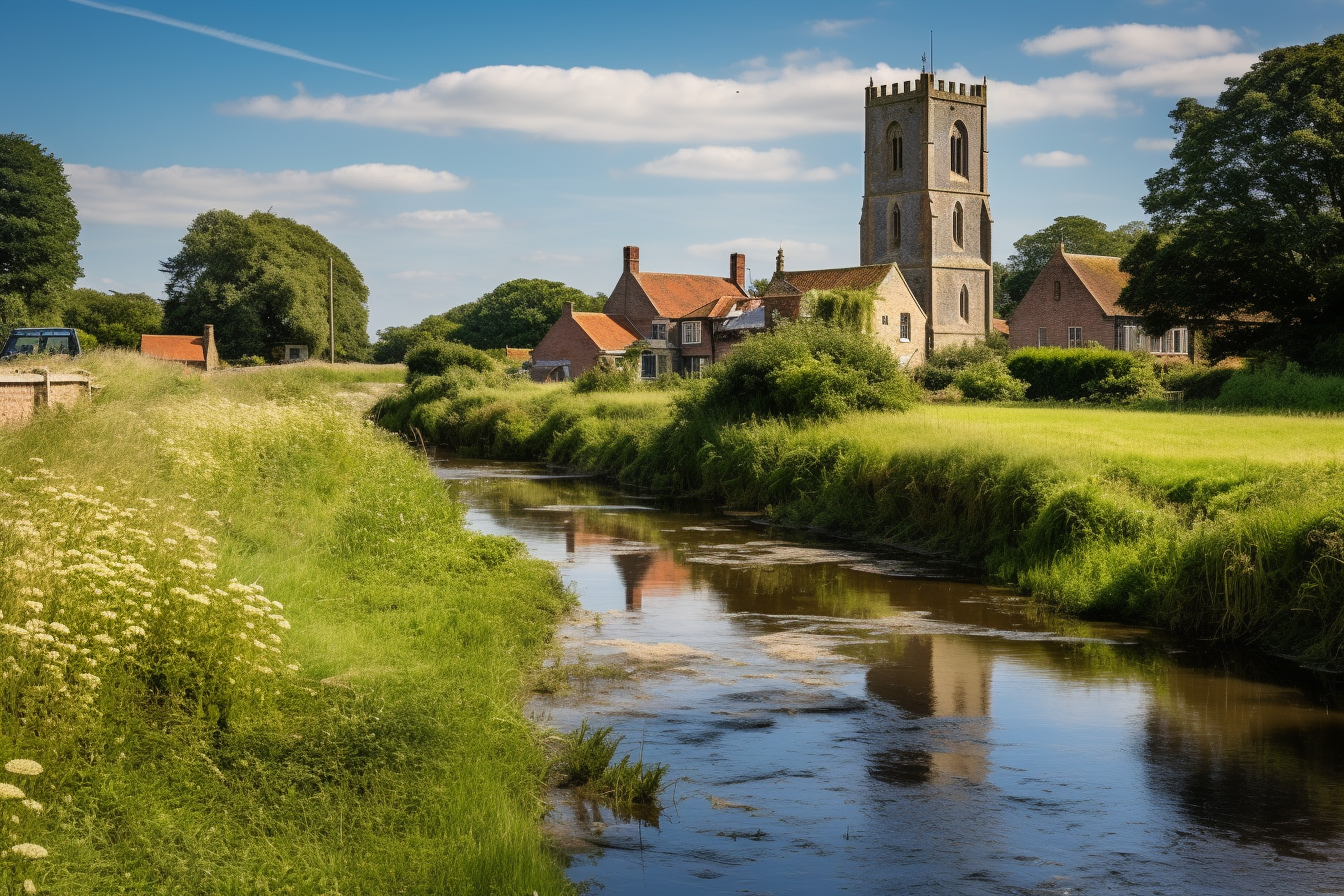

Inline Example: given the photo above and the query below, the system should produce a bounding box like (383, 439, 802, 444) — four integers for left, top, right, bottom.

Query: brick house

(1008, 247, 1192, 358)
(530, 303, 642, 381)
(763, 249, 929, 367)
(139, 325, 221, 371)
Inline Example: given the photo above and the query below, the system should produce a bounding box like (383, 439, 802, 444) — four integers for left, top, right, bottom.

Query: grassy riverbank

(376, 377, 1344, 666)
(0, 354, 573, 894)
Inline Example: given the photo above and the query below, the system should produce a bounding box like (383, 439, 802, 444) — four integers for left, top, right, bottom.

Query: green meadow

(0, 354, 572, 895)
(377, 376, 1344, 666)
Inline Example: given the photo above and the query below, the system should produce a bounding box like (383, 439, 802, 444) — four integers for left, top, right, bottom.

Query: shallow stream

(437, 458, 1344, 895)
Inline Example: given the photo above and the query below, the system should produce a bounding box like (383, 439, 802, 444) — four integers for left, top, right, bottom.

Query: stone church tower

(860, 72, 992, 351)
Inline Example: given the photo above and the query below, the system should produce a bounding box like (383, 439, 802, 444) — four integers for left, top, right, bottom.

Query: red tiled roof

(572, 312, 641, 351)
(505, 347, 533, 362)
(683, 295, 744, 319)
(635, 273, 748, 318)
(140, 334, 205, 363)
(765, 264, 895, 296)
(993, 318, 1010, 336)
(1063, 253, 1131, 316)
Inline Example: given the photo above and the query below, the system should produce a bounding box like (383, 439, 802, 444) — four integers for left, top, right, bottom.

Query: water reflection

(439, 460, 1344, 894)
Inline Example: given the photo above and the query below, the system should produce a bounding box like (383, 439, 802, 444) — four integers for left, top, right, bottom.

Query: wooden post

(329, 256, 336, 364)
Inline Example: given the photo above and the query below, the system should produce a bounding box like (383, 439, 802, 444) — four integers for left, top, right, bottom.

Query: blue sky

(3, 0, 1339, 334)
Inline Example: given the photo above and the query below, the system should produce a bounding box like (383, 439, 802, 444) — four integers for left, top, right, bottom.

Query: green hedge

(1006, 347, 1161, 402)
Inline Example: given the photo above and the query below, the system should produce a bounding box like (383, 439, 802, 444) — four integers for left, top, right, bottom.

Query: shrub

(1161, 364, 1235, 400)
(404, 339, 496, 384)
(918, 339, 1006, 390)
(573, 357, 635, 393)
(802, 288, 876, 332)
(690, 320, 920, 421)
(234, 354, 267, 367)
(952, 359, 1027, 401)
(1006, 347, 1161, 402)
(1216, 362, 1344, 411)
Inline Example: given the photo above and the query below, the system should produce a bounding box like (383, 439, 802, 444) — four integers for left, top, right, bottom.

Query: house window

(640, 352, 657, 379)
(952, 203, 964, 248)
(899, 313, 911, 342)
(950, 121, 969, 177)
(1052, 281, 1061, 302)
(890, 204, 901, 250)
(650, 322, 667, 341)
(959, 285, 970, 322)
(1037, 327, 1047, 347)
(1121, 325, 1138, 351)
(682, 321, 702, 345)
(683, 356, 706, 378)
(881, 315, 889, 326)
(1171, 328, 1187, 355)
(1067, 327, 1083, 348)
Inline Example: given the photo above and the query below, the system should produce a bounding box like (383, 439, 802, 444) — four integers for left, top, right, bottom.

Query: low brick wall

(0, 371, 92, 426)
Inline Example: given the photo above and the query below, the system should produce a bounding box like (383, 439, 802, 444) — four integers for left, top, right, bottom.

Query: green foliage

(750, 277, 772, 297)
(72, 328, 97, 350)
(160, 210, 370, 361)
(998, 216, 1147, 314)
(371, 313, 460, 363)
(404, 339, 497, 385)
(60, 288, 162, 347)
(803, 288, 875, 332)
(953, 360, 1027, 401)
(1161, 364, 1235, 399)
(1007, 347, 1163, 402)
(0, 134, 82, 328)
(690, 320, 920, 421)
(918, 339, 1007, 390)
(1123, 34, 1344, 365)
(555, 722, 667, 808)
(443, 279, 605, 350)
(573, 357, 636, 393)
(1216, 361, 1344, 411)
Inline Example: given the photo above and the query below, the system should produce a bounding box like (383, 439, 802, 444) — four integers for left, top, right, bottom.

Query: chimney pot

(623, 245, 639, 274)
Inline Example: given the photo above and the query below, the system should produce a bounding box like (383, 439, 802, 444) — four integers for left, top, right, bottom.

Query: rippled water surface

(437, 459, 1344, 895)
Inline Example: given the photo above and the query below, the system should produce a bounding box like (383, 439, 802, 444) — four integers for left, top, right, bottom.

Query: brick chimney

(623, 246, 640, 274)
(202, 324, 219, 371)
(561, 301, 574, 317)
(730, 252, 746, 290)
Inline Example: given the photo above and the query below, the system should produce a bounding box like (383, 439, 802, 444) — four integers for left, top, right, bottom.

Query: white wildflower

(77, 673, 100, 687)
(23, 878, 35, 894)
(186, 594, 210, 606)
(10, 843, 48, 860)
(123, 626, 146, 637)
(48, 622, 69, 636)
(5, 760, 43, 777)
(20, 799, 41, 813)
(23, 601, 43, 614)
(178, 558, 198, 569)
(0, 784, 25, 800)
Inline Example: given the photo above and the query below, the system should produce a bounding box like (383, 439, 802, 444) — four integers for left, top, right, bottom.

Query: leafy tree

(61, 288, 163, 347)
(444, 279, 604, 349)
(998, 216, 1147, 315)
(750, 277, 772, 297)
(160, 210, 369, 361)
(371, 313, 460, 363)
(1121, 34, 1344, 367)
(0, 134, 82, 328)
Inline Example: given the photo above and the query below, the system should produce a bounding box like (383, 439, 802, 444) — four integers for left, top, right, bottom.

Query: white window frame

(1037, 327, 1047, 348)
(1067, 327, 1082, 348)
(649, 321, 667, 341)
(682, 321, 702, 345)
(899, 313, 911, 343)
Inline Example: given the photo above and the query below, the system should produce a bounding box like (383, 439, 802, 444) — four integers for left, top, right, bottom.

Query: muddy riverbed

(437, 459, 1344, 895)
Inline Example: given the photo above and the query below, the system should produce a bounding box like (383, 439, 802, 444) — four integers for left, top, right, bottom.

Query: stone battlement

(866, 72, 986, 106)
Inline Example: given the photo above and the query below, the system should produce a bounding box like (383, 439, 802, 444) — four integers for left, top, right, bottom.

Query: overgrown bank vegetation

(375, 325, 1344, 667)
(0, 354, 573, 894)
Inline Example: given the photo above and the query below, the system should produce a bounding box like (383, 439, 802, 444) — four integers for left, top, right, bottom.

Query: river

(436, 458, 1344, 895)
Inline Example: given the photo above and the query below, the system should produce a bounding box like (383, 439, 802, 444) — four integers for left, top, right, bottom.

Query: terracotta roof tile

(140, 334, 205, 363)
(683, 295, 745, 319)
(993, 318, 1010, 336)
(765, 264, 894, 295)
(505, 347, 533, 362)
(571, 312, 641, 351)
(635, 273, 747, 318)
(1062, 253, 1131, 316)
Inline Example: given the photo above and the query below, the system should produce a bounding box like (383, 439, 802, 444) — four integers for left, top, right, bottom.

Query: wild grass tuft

(553, 722, 667, 809)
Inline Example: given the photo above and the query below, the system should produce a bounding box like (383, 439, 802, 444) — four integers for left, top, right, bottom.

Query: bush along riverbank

(374, 323, 1344, 668)
(0, 353, 573, 895)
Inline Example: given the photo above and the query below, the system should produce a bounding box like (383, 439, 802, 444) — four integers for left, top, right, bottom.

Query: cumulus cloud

(808, 19, 870, 36)
(638, 146, 847, 181)
(685, 238, 829, 267)
(66, 162, 469, 227)
(390, 209, 501, 230)
(1021, 151, 1089, 168)
(1134, 136, 1177, 151)
(1111, 54, 1257, 97)
(1022, 24, 1242, 67)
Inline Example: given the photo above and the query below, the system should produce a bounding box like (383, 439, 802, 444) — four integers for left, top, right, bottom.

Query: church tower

(860, 73, 992, 352)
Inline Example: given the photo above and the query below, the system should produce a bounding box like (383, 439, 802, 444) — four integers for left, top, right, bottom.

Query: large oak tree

(0, 134, 82, 328)
(1121, 34, 1344, 366)
(997, 216, 1146, 316)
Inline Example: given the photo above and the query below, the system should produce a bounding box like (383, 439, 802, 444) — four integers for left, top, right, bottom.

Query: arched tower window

(950, 121, 969, 178)
(952, 202, 964, 248)
(889, 204, 901, 250)
(887, 123, 904, 172)
(959, 285, 970, 322)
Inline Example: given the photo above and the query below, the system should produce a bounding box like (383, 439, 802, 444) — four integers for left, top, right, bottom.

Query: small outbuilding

(530, 302, 641, 382)
(140, 325, 220, 371)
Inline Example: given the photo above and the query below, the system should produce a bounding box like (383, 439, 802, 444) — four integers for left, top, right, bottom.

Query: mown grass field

(376, 376, 1344, 666)
(0, 354, 573, 895)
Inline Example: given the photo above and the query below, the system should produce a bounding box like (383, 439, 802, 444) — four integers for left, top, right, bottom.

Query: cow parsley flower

(4, 759, 43, 777)
(10, 843, 48, 860)
(0, 783, 25, 800)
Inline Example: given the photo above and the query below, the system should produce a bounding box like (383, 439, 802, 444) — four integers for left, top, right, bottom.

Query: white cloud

(1134, 136, 1176, 151)
(1021, 151, 1089, 168)
(638, 146, 847, 181)
(1112, 53, 1258, 97)
(389, 269, 450, 279)
(67, 0, 393, 79)
(390, 209, 501, 230)
(685, 238, 829, 268)
(66, 163, 468, 227)
(808, 19, 870, 37)
(1022, 24, 1241, 67)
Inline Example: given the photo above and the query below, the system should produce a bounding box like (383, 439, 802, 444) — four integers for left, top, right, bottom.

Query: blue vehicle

(1, 327, 82, 360)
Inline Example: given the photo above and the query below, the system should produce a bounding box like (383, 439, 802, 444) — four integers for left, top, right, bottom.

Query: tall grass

(0, 350, 573, 894)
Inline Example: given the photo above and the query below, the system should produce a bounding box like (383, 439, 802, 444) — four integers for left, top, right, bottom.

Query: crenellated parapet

(866, 72, 986, 106)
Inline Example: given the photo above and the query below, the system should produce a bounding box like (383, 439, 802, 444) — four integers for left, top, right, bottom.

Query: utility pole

(328, 256, 336, 365)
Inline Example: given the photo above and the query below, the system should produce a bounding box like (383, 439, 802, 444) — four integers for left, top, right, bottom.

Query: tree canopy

(1121, 34, 1344, 367)
(372, 313, 460, 364)
(998, 216, 1146, 315)
(0, 134, 82, 328)
(160, 210, 369, 361)
(61, 288, 163, 347)
(443, 279, 605, 349)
